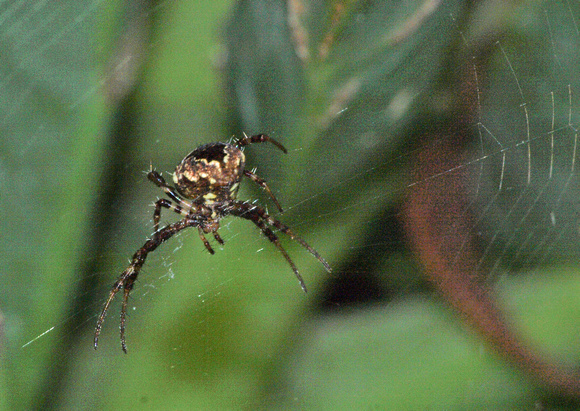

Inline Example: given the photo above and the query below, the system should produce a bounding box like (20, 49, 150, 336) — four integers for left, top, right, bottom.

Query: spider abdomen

(173, 142, 245, 203)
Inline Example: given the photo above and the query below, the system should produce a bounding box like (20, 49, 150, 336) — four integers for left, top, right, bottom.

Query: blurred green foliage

(1, 0, 580, 410)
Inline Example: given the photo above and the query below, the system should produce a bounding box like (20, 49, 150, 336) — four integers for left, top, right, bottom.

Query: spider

(94, 134, 332, 353)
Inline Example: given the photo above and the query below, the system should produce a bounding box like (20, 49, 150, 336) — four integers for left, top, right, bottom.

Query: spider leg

(153, 198, 191, 232)
(148, 169, 189, 206)
(94, 277, 124, 349)
(153, 199, 170, 232)
(150, 169, 194, 233)
(94, 217, 201, 353)
(213, 231, 225, 245)
(243, 169, 284, 213)
(198, 227, 215, 254)
(232, 202, 332, 274)
(153, 198, 190, 233)
(94, 256, 144, 353)
(235, 133, 288, 154)
(232, 207, 307, 293)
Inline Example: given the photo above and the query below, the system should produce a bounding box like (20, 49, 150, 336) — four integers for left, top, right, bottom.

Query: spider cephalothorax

(94, 134, 331, 353)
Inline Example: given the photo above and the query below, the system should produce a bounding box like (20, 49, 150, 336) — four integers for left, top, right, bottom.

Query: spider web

(6, 1, 580, 409)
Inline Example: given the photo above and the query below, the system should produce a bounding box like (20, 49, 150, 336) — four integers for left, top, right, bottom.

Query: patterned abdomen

(173, 142, 245, 203)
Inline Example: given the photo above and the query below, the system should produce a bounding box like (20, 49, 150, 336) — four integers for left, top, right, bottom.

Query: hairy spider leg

(213, 231, 225, 244)
(197, 227, 216, 254)
(94, 217, 201, 353)
(152, 198, 191, 232)
(235, 133, 288, 154)
(148, 169, 183, 202)
(230, 202, 332, 290)
(243, 169, 284, 213)
(233, 201, 332, 274)
(230, 205, 307, 293)
(235, 134, 287, 212)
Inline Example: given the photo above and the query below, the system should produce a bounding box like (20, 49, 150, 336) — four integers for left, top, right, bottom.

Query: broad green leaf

(0, 2, 113, 409)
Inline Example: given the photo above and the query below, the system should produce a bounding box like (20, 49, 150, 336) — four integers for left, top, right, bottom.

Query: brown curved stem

(403, 129, 580, 399)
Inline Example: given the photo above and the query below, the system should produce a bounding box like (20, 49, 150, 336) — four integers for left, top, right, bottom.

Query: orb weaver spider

(94, 134, 331, 352)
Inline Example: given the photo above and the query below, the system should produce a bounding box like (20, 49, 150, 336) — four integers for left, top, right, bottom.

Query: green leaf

(0, 2, 112, 408)
(225, 0, 464, 213)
